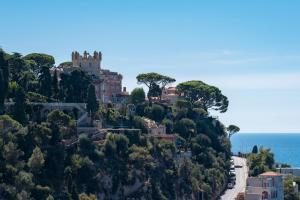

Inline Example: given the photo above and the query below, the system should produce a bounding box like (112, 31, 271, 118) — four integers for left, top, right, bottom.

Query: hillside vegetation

(0, 48, 235, 200)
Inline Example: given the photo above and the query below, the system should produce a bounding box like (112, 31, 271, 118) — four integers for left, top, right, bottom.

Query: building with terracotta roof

(245, 171, 284, 200)
(161, 86, 179, 104)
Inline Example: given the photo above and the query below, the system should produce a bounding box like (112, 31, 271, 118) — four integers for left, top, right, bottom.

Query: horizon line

(237, 132, 300, 134)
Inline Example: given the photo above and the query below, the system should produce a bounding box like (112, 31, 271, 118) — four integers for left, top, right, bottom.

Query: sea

(231, 133, 300, 167)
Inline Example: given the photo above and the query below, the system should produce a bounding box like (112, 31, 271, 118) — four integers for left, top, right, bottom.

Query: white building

(245, 172, 284, 200)
(161, 87, 179, 104)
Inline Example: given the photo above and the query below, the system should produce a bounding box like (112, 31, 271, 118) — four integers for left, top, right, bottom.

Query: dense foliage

(136, 72, 175, 102)
(0, 48, 234, 199)
(284, 176, 300, 200)
(177, 80, 229, 113)
(247, 147, 275, 177)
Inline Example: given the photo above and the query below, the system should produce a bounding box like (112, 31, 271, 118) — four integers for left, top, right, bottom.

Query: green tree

(39, 66, 52, 98)
(227, 125, 240, 138)
(130, 87, 146, 104)
(27, 146, 45, 174)
(148, 82, 161, 100)
(8, 81, 19, 99)
(78, 193, 97, 200)
(252, 145, 258, 154)
(19, 71, 36, 92)
(13, 87, 27, 125)
(58, 61, 72, 68)
(177, 80, 229, 113)
(59, 70, 91, 103)
(0, 50, 9, 113)
(284, 176, 300, 200)
(175, 99, 192, 110)
(162, 118, 173, 134)
(174, 118, 196, 141)
(52, 69, 59, 100)
(248, 148, 275, 176)
(136, 72, 175, 102)
(16, 190, 32, 200)
(23, 53, 55, 69)
(8, 52, 27, 83)
(191, 108, 208, 120)
(26, 92, 48, 102)
(47, 109, 75, 143)
(150, 104, 165, 122)
(3, 141, 24, 165)
(87, 84, 99, 116)
(0, 70, 6, 114)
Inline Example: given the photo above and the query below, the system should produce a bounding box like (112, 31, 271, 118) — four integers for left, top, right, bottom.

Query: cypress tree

(87, 84, 99, 116)
(0, 50, 9, 93)
(0, 70, 5, 114)
(13, 87, 27, 124)
(252, 145, 258, 154)
(39, 66, 52, 98)
(52, 69, 59, 100)
(0, 50, 9, 114)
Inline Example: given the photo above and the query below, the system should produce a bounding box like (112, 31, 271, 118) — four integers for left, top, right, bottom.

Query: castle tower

(71, 51, 102, 77)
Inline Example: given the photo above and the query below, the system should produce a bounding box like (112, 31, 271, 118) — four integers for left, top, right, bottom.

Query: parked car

(227, 182, 234, 189)
(230, 165, 235, 170)
(230, 176, 236, 184)
(229, 171, 236, 176)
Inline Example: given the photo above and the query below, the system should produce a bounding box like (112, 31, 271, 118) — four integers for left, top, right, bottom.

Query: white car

(229, 171, 236, 177)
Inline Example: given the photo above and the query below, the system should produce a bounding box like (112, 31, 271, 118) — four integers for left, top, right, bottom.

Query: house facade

(245, 172, 284, 200)
(161, 86, 179, 104)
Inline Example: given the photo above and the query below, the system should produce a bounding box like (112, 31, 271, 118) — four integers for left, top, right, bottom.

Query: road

(220, 156, 248, 200)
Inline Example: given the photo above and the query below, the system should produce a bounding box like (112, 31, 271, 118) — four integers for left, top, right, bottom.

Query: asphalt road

(220, 156, 248, 200)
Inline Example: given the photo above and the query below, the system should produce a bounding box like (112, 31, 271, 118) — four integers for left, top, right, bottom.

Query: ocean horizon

(231, 133, 300, 167)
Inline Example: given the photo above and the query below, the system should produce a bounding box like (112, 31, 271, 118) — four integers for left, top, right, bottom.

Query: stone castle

(62, 51, 128, 104)
(72, 51, 102, 76)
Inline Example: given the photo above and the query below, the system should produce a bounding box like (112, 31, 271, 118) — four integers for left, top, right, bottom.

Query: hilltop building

(59, 51, 126, 104)
(72, 51, 102, 76)
(161, 86, 179, 104)
(142, 117, 166, 135)
(245, 171, 284, 200)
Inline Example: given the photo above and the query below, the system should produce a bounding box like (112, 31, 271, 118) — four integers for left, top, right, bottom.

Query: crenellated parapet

(71, 51, 102, 76)
(66, 50, 125, 103)
(72, 51, 102, 61)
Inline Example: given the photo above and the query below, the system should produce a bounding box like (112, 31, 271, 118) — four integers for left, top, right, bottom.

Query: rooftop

(259, 171, 282, 177)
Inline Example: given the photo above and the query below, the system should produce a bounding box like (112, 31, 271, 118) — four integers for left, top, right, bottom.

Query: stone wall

(72, 51, 102, 77)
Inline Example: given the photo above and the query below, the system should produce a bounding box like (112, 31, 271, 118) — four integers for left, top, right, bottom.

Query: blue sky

(1, 0, 300, 133)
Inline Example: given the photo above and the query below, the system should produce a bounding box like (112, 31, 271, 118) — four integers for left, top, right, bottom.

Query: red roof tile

(259, 171, 282, 177)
